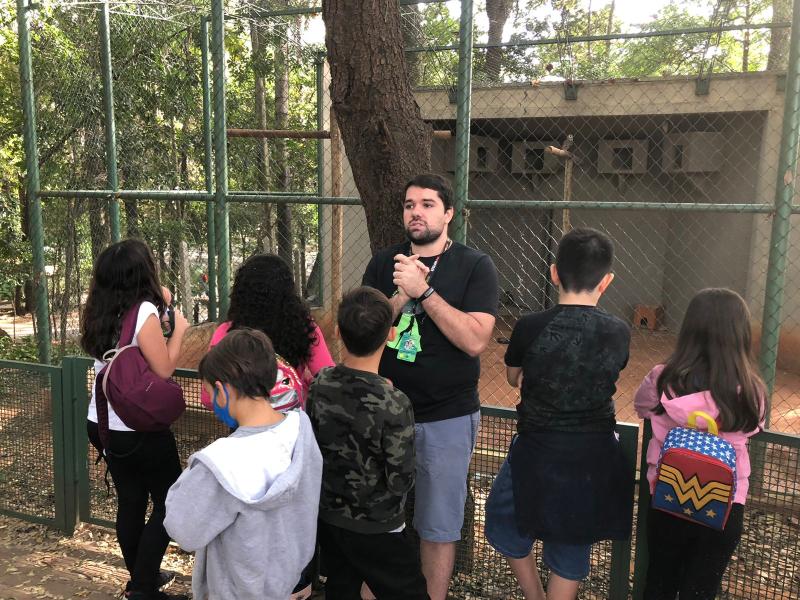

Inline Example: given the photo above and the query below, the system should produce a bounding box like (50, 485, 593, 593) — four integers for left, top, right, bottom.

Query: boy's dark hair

(404, 173, 453, 211)
(198, 328, 278, 399)
(338, 287, 393, 357)
(555, 227, 614, 293)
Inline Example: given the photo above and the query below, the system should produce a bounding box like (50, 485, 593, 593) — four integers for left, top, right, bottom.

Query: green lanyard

(387, 240, 451, 363)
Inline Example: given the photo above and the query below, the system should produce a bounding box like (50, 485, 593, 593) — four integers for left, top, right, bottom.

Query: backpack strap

(687, 410, 719, 435)
(118, 303, 142, 348)
(95, 303, 142, 445)
(95, 376, 111, 451)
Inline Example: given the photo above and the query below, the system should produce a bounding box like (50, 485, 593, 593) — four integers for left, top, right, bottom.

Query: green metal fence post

(631, 420, 654, 600)
(72, 358, 93, 523)
(211, 0, 230, 318)
(758, 0, 800, 427)
(609, 422, 639, 598)
(201, 16, 217, 321)
(16, 0, 51, 364)
(55, 358, 79, 535)
(452, 0, 474, 245)
(100, 0, 120, 242)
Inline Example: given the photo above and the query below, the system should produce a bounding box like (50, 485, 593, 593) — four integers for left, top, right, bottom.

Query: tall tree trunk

(275, 5, 293, 270)
(484, 0, 515, 82)
(17, 176, 34, 314)
(768, 0, 791, 71)
(605, 0, 615, 52)
(742, 0, 751, 72)
(401, 4, 423, 86)
(124, 200, 139, 237)
(250, 20, 275, 253)
(59, 200, 76, 351)
(587, 1, 593, 63)
(323, 0, 432, 253)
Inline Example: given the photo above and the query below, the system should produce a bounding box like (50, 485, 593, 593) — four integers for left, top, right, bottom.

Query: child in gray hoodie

(164, 329, 322, 600)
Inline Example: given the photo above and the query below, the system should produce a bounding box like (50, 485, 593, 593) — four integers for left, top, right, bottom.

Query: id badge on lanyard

(387, 240, 449, 363)
(387, 313, 422, 362)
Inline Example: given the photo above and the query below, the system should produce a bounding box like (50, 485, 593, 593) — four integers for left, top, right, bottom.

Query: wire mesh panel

(466, 205, 774, 424)
(724, 432, 800, 599)
(84, 366, 230, 526)
(0, 362, 59, 524)
(635, 427, 800, 600)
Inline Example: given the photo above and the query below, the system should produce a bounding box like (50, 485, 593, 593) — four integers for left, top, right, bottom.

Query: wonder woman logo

(657, 464, 732, 510)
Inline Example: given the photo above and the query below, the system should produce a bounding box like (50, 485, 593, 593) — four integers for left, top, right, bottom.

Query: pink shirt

(634, 364, 763, 505)
(199, 321, 334, 409)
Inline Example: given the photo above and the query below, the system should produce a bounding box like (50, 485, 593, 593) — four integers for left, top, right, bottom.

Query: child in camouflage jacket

(308, 287, 429, 600)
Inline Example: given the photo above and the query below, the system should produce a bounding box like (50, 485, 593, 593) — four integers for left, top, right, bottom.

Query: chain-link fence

(1, 359, 798, 598)
(10, 0, 800, 436)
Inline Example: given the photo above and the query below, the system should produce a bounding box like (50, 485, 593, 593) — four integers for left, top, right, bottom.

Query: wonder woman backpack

(652, 410, 736, 530)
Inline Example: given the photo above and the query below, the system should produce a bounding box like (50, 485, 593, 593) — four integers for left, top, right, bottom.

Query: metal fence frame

(15, 0, 800, 414)
(1, 357, 799, 597)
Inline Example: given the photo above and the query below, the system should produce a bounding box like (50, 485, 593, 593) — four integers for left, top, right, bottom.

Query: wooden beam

(227, 128, 331, 139)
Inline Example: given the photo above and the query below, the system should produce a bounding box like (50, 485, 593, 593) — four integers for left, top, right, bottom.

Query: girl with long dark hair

(199, 254, 333, 600)
(634, 288, 765, 599)
(200, 253, 333, 409)
(82, 239, 189, 600)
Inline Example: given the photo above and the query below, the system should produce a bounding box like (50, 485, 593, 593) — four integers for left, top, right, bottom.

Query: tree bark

(250, 20, 275, 253)
(274, 4, 294, 270)
(606, 0, 615, 52)
(124, 200, 139, 237)
(742, 0, 751, 72)
(484, 0, 515, 82)
(323, 0, 432, 253)
(768, 0, 791, 71)
(17, 176, 34, 315)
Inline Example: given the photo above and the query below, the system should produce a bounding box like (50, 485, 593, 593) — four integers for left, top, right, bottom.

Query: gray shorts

(413, 411, 480, 543)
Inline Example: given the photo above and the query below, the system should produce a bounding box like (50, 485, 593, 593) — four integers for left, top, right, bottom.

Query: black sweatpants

(88, 421, 182, 594)
(317, 521, 429, 600)
(643, 504, 744, 600)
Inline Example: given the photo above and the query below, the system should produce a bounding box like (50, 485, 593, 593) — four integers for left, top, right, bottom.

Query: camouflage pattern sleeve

(381, 389, 415, 496)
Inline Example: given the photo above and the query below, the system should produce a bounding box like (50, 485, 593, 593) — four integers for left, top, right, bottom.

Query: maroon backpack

(95, 303, 185, 449)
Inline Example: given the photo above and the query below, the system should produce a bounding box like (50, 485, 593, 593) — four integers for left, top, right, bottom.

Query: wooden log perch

(228, 128, 453, 140)
(227, 129, 332, 139)
(545, 145, 574, 159)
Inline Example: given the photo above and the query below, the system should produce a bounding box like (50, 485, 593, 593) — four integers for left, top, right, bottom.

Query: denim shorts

(412, 411, 480, 543)
(484, 451, 592, 581)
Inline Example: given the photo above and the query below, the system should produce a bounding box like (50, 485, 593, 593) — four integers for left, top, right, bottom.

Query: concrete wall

(319, 72, 790, 343)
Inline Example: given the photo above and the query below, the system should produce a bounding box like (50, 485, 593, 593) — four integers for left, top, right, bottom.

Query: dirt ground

(0, 514, 193, 600)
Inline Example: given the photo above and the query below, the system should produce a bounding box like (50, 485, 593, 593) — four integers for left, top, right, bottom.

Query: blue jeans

(485, 446, 592, 581)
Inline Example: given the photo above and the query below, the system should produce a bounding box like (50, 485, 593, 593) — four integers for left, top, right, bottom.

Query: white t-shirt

(87, 301, 160, 431)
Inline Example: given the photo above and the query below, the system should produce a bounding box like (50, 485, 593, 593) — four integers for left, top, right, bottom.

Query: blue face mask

(212, 386, 239, 429)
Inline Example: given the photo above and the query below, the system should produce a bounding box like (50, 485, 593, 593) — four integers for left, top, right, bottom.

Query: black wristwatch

(419, 286, 435, 303)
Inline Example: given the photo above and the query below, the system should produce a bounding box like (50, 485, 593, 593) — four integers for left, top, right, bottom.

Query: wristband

(419, 286, 435, 303)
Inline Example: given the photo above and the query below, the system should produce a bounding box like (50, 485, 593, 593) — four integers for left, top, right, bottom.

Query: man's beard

(405, 223, 443, 245)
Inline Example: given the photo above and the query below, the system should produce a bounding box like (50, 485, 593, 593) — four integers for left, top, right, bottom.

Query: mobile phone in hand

(161, 307, 175, 338)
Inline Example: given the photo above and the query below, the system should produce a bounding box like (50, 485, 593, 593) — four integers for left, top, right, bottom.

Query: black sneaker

(156, 570, 176, 590)
(125, 591, 188, 600)
(124, 571, 176, 595)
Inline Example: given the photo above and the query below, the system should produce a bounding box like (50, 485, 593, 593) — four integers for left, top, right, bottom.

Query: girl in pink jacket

(634, 288, 764, 600)
(200, 254, 334, 412)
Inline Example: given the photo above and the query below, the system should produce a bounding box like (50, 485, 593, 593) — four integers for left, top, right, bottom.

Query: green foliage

(477, 0, 775, 83)
(0, 336, 39, 363)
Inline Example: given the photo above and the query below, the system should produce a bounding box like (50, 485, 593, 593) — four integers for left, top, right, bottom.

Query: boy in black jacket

(484, 228, 633, 600)
(308, 287, 429, 600)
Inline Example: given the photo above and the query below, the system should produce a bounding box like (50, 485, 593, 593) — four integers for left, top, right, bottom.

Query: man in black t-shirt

(362, 173, 499, 600)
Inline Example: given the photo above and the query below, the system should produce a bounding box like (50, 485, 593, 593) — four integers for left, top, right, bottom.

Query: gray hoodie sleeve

(164, 460, 238, 551)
